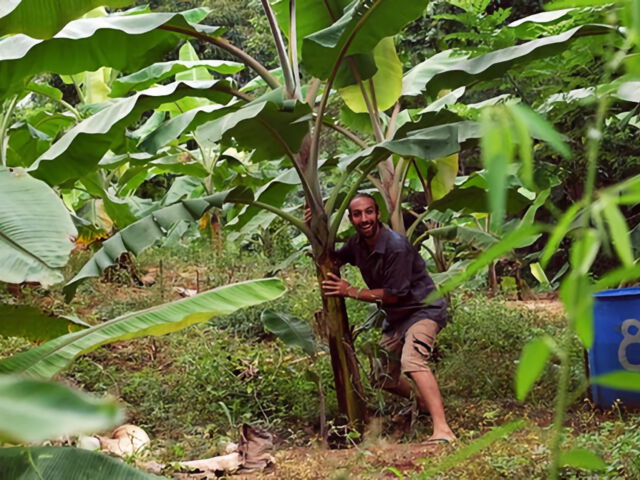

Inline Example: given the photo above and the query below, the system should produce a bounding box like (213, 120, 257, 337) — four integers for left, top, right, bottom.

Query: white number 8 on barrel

(618, 319, 640, 372)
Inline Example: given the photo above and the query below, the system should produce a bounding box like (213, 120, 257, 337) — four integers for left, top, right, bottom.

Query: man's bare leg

(409, 369, 455, 441)
(383, 373, 455, 441)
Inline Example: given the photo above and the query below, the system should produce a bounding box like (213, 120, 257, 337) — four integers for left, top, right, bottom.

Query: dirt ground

(169, 440, 450, 480)
(264, 441, 449, 479)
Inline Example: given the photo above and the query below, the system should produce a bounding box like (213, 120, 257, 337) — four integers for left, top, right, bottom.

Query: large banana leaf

(426, 225, 498, 250)
(507, 8, 575, 28)
(161, 176, 203, 205)
(406, 152, 459, 201)
(538, 80, 640, 114)
(339, 37, 402, 113)
(100, 152, 207, 176)
(396, 110, 466, 139)
(0, 376, 121, 443)
(617, 81, 640, 102)
(272, 0, 348, 55)
(402, 50, 469, 97)
(0, 167, 76, 286)
(507, 8, 577, 39)
(11, 110, 76, 140)
(0, 9, 213, 99)
(273, 0, 376, 86)
(227, 168, 300, 232)
(5, 122, 52, 168)
(261, 310, 317, 356)
(302, 0, 429, 80)
(167, 41, 221, 114)
(29, 81, 233, 186)
(79, 173, 138, 229)
(111, 60, 244, 97)
(0, 447, 157, 479)
(141, 90, 312, 159)
(0, 0, 134, 39)
(403, 24, 617, 98)
(1, 278, 285, 378)
(339, 121, 480, 173)
(196, 93, 312, 161)
(0, 304, 88, 343)
(139, 104, 227, 153)
(115, 161, 209, 199)
(63, 189, 251, 300)
(429, 186, 530, 215)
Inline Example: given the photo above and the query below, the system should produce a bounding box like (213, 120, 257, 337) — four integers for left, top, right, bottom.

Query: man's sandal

(422, 437, 455, 445)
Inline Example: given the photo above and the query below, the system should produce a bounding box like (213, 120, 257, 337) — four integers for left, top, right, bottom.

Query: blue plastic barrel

(589, 287, 640, 408)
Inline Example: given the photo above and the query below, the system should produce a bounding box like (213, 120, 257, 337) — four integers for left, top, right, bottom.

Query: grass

(1, 239, 639, 477)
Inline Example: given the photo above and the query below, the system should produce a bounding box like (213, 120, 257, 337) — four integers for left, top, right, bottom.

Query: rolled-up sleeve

(382, 248, 412, 298)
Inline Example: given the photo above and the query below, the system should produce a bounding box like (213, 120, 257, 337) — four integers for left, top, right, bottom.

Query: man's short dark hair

(348, 192, 379, 214)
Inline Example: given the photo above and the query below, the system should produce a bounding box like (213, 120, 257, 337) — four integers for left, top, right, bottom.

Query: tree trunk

(315, 253, 368, 434)
(488, 261, 498, 296)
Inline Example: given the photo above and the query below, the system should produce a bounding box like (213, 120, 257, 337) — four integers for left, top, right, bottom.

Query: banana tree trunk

(315, 251, 368, 433)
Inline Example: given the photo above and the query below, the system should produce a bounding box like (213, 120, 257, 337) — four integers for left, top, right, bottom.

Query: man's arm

(321, 272, 399, 304)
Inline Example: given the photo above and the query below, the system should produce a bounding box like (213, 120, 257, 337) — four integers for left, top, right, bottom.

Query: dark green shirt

(335, 225, 447, 333)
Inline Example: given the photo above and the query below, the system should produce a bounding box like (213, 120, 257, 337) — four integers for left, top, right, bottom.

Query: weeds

(438, 294, 584, 406)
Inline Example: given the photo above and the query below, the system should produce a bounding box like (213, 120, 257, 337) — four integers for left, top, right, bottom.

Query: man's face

(348, 196, 379, 239)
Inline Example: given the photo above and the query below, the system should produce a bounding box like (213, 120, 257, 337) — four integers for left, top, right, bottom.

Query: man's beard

(359, 221, 378, 238)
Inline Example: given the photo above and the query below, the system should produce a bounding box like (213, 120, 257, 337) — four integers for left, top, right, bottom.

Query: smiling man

(321, 193, 455, 444)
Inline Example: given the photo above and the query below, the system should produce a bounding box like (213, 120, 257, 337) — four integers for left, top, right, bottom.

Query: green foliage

(64, 192, 231, 300)
(0, 446, 157, 479)
(31, 81, 233, 185)
(0, 278, 285, 378)
(0, 167, 77, 287)
(339, 37, 403, 113)
(570, 420, 640, 478)
(438, 295, 583, 402)
(0, 375, 122, 443)
(261, 309, 318, 356)
(417, 420, 524, 478)
(63, 245, 329, 446)
(70, 329, 329, 444)
(0, 0, 134, 39)
(1, 0, 638, 467)
(591, 371, 640, 391)
(110, 60, 244, 97)
(0, 305, 88, 343)
(433, 0, 513, 53)
(301, 0, 430, 81)
(0, 9, 212, 99)
(196, 93, 312, 161)
(515, 335, 555, 402)
(559, 447, 607, 471)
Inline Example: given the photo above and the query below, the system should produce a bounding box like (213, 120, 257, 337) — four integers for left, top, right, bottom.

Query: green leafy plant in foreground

(0, 374, 148, 479)
(0, 375, 122, 444)
(0, 446, 158, 480)
(496, 16, 639, 480)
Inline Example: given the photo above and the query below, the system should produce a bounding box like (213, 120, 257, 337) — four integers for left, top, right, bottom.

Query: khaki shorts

(376, 319, 440, 388)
